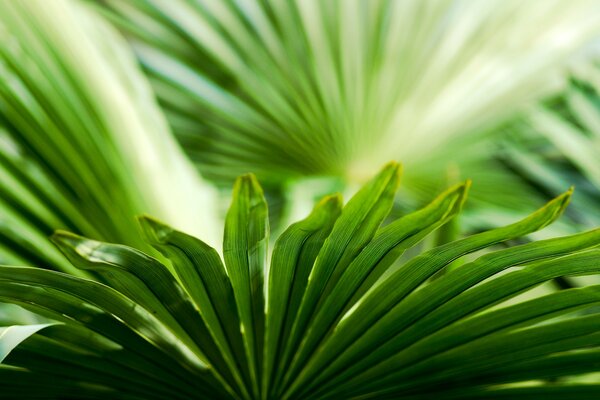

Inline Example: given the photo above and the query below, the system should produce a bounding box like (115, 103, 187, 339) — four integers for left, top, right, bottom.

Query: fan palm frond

(96, 0, 600, 187)
(0, 0, 220, 275)
(2, 164, 600, 399)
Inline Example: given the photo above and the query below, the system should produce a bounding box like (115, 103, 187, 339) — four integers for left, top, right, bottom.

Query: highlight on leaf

(2, 163, 600, 399)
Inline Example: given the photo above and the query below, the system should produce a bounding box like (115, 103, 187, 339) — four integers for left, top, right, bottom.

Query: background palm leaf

(96, 1, 600, 183)
(498, 63, 600, 232)
(0, 0, 221, 276)
(92, 0, 600, 236)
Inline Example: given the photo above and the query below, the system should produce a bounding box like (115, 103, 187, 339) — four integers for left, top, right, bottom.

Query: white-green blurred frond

(0, 0, 220, 272)
(98, 0, 600, 186)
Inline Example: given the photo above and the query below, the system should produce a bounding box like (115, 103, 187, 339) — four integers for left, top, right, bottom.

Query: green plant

(3, 164, 600, 399)
(499, 64, 600, 232)
(97, 0, 600, 184)
(93, 0, 600, 235)
(0, 0, 221, 277)
(2, 2, 600, 397)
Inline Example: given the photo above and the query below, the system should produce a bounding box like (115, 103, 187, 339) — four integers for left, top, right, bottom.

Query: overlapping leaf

(1, 164, 600, 399)
(0, 0, 220, 276)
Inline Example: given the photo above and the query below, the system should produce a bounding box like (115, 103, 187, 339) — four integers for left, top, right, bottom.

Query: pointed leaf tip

(383, 160, 401, 170)
(235, 173, 261, 190)
(425, 179, 470, 219)
(233, 173, 266, 207)
(51, 230, 90, 251)
(317, 193, 343, 212)
(518, 188, 574, 233)
(456, 179, 471, 209)
(380, 161, 402, 182)
(50, 231, 102, 261)
(555, 187, 574, 213)
(138, 215, 174, 244)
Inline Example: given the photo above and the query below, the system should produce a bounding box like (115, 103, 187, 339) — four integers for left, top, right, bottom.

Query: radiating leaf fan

(97, 0, 600, 187)
(2, 164, 600, 399)
(93, 0, 600, 235)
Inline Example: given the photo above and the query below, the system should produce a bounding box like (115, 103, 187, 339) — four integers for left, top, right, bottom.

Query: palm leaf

(500, 64, 600, 232)
(0, 0, 220, 276)
(96, 0, 600, 189)
(91, 0, 600, 238)
(2, 164, 600, 399)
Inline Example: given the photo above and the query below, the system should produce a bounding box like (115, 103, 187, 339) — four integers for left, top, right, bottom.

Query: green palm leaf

(0, 0, 220, 276)
(2, 164, 600, 399)
(92, 0, 600, 237)
(97, 0, 600, 188)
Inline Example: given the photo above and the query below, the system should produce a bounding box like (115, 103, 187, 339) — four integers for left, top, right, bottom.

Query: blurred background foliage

(91, 0, 600, 234)
(1, 0, 600, 314)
